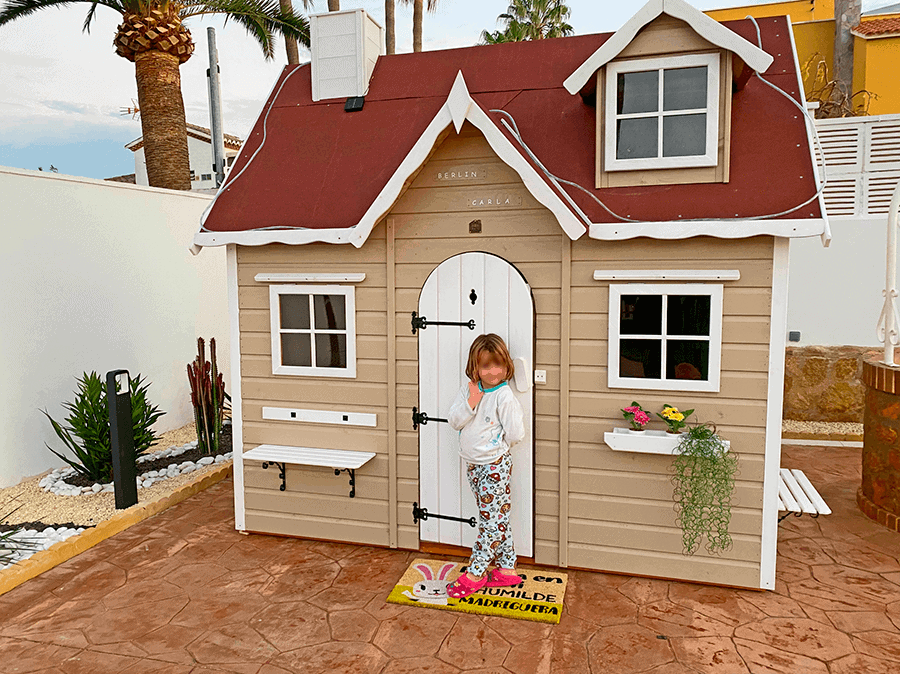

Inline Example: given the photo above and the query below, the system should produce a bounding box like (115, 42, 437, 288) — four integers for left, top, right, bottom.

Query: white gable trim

(194, 71, 586, 250)
(563, 0, 774, 95)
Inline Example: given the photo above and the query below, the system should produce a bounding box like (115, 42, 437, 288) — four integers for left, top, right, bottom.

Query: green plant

(621, 402, 650, 431)
(188, 337, 226, 456)
(43, 372, 165, 483)
(671, 423, 738, 555)
(658, 404, 694, 434)
(0, 503, 39, 567)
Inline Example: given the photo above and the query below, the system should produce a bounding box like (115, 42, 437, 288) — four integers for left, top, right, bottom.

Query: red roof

(853, 17, 900, 36)
(202, 15, 821, 235)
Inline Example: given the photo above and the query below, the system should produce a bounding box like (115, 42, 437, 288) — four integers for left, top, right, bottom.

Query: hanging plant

(671, 423, 738, 555)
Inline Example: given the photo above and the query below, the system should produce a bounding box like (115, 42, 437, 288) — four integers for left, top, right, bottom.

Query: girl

(445, 333, 526, 599)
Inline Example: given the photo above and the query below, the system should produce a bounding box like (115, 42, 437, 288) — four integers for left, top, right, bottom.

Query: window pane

(620, 339, 662, 379)
(617, 70, 659, 114)
(314, 295, 346, 330)
(281, 333, 311, 367)
(663, 67, 707, 111)
(666, 340, 709, 381)
(620, 295, 662, 335)
(280, 294, 310, 329)
(315, 333, 347, 368)
(667, 295, 711, 336)
(617, 118, 658, 160)
(662, 114, 706, 157)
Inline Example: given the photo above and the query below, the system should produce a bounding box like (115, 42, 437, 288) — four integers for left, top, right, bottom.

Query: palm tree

(0, 0, 309, 191)
(398, 0, 438, 53)
(385, 0, 394, 54)
(480, 0, 573, 44)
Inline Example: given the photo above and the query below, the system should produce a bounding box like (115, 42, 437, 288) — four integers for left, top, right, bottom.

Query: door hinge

(412, 502, 477, 528)
(411, 311, 476, 334)
(412, 407, 448, 430)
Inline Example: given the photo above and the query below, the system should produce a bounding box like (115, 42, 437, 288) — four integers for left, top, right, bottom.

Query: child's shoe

(485, 568, 523, 588)
(446, 572, 487, 599)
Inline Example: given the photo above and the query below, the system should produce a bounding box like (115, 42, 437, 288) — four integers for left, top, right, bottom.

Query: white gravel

(1, 526, 86, 571)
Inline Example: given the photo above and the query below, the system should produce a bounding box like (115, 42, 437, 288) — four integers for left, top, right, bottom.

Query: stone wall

(784, 346, 882, 423)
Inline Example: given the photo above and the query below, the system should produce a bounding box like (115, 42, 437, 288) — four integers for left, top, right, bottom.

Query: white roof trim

(589, 218, 828, 241)
(563, 0, 775, 95)
(194, 71, 587, 249)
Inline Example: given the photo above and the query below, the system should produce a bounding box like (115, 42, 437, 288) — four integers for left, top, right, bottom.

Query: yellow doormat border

(387, 558, 567, 624)
(0, 462, 233, 597)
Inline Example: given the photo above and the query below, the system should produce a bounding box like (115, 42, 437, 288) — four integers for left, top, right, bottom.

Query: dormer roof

(563, 0, 774, 96)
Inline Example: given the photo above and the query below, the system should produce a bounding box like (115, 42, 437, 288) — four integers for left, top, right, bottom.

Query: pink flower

(624, 406, 639, 414)
(634, 410, 650, 426)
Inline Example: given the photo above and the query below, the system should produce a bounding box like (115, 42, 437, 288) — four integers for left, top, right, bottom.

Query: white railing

(876, 179, 900, 365)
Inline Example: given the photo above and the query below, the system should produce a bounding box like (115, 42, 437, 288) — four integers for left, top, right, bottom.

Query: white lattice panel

(822, 178, 860, 217)
(310, 9, 383, 102)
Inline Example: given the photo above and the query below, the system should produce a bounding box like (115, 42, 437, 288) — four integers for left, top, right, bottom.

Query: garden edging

(0, 461, 232, 597)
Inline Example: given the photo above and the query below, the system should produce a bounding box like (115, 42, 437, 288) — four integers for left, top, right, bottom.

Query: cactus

(187, 337, 225, 456)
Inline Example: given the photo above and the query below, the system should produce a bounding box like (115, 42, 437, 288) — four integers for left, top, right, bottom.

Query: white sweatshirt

(447, 380, 526, 465)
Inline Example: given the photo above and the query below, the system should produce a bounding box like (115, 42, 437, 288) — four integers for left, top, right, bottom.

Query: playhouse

(193, 0, 829, 591)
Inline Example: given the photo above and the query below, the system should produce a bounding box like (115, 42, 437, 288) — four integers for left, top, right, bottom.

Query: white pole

(878, 180, 900, 365)
(206, 28, 226, 188)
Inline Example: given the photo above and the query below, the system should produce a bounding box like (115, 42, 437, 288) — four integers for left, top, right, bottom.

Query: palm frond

(180, 0, 309, 53)
(0, 0, 122, 27)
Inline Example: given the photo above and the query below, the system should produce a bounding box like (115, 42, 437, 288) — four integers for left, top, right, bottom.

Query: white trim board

(262, 406, 376, 427)
(594, 270, 740, 281)
(193, 71, 588, 251)
(589, 218, 828, 241)
(563, 0, 774, 96)
(255, 273, 366, 283)
(760, 237, 790, 590)
(226, 244, 246, 531)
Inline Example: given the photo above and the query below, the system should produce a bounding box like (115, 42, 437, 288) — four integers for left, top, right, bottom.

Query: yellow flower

(672, 412, 684, 421)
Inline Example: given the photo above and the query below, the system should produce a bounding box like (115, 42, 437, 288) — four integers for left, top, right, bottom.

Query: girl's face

(478, 353, 507, 388)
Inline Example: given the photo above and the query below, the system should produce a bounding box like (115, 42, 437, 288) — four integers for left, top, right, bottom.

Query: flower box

(603, 428, 730, 455)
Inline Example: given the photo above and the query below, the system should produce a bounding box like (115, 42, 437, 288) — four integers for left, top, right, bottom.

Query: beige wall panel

(395, 288, 421, 309)
(427, 132, 497, 161)
(569, 340, 769, 372)
(237, 240, 387, 266)
(245, 487, 388, 522)
(568, 444, 766, 481)
(568, 519, 759, 561)
(242, 333, 386, 360)
(535, 416, 560, 443)
(241, 373, 388, 404)
(533, 289, 561, 315)
(392, 184, 544, 215)
(568, 314, 770, 345)
(245, 511, 389, 547)
(397, 336, 417, 362)
(535, 389, 561, 414)
(397, 360, 418, 386)
(239, 286, 387, 311)
(570, 393, 767, 426)
(568, 469, 762, 506)
(618, 15, 717, 59)
(396, 385, 418, 411)
(534, 440, 560, 469)
(238, 264, 388, 288)
(534, 541, 559, 566)
(240, 309, 387, 336)
(397, 433, 419, 457)
(572, 236, 774, 262)
(244, 471, 387, 501)
(536, 339, 561, 368)
(243, 357, 386, 385)
(241, 420, 387, 453)
(535, 465, 559, 492)
(394, 236, 562, 265)
(535, 515, 559, 542)
(391, 211, 563, 238)
(398, 478, 418, 503)
(537, 315, 561, 341)
(566, 543, 759, 588)
(569, 367, 769, 400)
(397, 455, 419, 480)
(395, 262, 560, 290)
(570, 261, 773, 289)
(536, 490, 559, 518)
(567, 494, 762, 536)
(398, 526, 420, 550)
(409, 159, 528, 190)
(724, 289, 771, 316)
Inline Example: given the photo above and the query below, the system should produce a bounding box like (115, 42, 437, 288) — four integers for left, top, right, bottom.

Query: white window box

(603, 427, 730, 455)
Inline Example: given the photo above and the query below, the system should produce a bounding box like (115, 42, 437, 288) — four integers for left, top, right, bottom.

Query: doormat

(386, 558, 567, 624)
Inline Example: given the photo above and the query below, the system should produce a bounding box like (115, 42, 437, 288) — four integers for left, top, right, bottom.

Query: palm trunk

(413, 0, 423, 52)
(328, 0, 340, 10)
(134, 50, 191, 191)
(280, 0, 300, 64)
(832, 0, 861, 102)
(385, 0, 395, 54)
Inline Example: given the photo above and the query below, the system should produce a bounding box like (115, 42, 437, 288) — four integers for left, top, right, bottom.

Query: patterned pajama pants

(466, 452, 515, 577)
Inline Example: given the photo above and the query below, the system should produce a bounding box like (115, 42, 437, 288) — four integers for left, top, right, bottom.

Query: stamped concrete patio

(1, 444, 899, 674)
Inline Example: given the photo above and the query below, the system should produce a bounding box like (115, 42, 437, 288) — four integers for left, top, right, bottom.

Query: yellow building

(706, 0, 900, 115)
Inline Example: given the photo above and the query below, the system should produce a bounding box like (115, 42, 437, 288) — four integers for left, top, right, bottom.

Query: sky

(0, 0, 895, 181)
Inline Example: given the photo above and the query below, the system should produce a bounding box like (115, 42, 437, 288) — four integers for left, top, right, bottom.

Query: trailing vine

(671, 423, 739, 556)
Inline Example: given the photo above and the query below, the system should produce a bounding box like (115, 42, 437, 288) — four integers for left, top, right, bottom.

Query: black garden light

(107, 370, 138, 509)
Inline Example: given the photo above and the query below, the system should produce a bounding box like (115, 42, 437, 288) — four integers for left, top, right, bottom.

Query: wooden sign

(467, 194, 523, 208)
(434, 167, 487, 182)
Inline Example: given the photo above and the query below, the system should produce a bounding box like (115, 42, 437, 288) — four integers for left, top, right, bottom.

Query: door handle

(512, 356, 531, 392)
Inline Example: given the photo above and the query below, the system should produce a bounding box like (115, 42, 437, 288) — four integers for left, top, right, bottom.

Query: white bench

(778, 468, 832, 521)
(243, 444, 376, 498)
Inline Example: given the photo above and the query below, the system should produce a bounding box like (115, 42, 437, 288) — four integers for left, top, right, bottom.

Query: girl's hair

(465, 334, 515, 383)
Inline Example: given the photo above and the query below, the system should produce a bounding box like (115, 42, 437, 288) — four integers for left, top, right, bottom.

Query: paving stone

(810, 564, 900, 605)
(503, 636, 589, 674)
(49, 562, 127, 602)
(55, 648, 140, 674)
(437, 616, 510, 670)
(816, 539, 900, 573)
(2, 599, 106, 639)
(615, 577, 670, 605)
(669, 636, 749, 673)
(734, 617, 853, 661)
(168, 588, 267, 631)
(380, 656, 461, 674)
(565, 576, 638, 627)
(84, 596, 190, 645)
(830, 653, 900, 674)
(777, 538, 835, 567)
(481, 615, 553, 644)
(733, 637, 828, 674)
(163, 562, 229, 589)
(250, 601, 330, 651)
(10, 630, 89, 650)
(327, 610, 379, 642)
(788, 578, 881, 612)
(584, 623, 674, 674)
(738, 588, 807, 619)
(101, 578, 185, 610)
(187, 622, 278, 666)
(271, 641, 388, 674)
(638, 601, 735, 638)
(850, 630, 900, 662)
(362, 590, 411, 621)
(373, 609, 458, 659)
(826, 610, 897, 633)
(307, 586, 378, 613)
(772, 555, 813, 583)
(0, 638, 80, 673)
(129, 623, 201, 655)
(552, 612, 601, 644)
(667, 584, 767, 627)
(204, 567, 273, 595)
(118, 660, 193, 674)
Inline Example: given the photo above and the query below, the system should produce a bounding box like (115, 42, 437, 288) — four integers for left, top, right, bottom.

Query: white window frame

(269, 284, 357, 378)
(608, 283, 723, 393)
(605, 53, 720, 172)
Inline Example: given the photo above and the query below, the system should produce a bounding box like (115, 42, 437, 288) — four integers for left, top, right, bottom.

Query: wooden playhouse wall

(236, 122, 774, 589)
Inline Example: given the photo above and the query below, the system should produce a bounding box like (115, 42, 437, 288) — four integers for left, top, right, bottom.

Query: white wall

(787, 218, 885, 347)
(0, 166, 228, 488)
(132, 138, 239, 190)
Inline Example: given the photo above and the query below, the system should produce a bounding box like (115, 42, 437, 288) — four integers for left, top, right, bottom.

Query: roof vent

(309, 9, 383, 103)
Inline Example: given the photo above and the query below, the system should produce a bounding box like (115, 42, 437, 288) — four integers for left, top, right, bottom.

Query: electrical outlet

(534, 370, 547, 384)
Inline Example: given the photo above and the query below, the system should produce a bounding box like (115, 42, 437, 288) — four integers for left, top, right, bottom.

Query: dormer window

(605, 53, 720, 171)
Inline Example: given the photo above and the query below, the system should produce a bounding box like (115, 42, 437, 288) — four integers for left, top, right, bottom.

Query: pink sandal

(446, 573, 487, 599)
(485, 568, 523, 588)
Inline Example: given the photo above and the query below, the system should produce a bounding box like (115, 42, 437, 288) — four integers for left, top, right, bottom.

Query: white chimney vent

(309, 9, 383, 102)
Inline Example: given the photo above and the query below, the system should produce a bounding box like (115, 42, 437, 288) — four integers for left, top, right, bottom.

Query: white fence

(0, 167, 228, 488)
(786, 114, 900, 347)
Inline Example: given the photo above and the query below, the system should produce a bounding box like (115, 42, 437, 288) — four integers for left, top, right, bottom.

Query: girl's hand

(467, 380, 483, 409)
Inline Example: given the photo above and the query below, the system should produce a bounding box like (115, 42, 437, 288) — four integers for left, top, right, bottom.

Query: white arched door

(417, 252, 534, 557)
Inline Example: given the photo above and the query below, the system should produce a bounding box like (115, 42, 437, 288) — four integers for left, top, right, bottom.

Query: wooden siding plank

(572, 236, 774, 262)
(427, 133, 499, 161)
(569, 368, 769, 400)
(396, 262, 560, 289)
(244, 466, 388, 498)
(567, 445, 766, 480)
(569, 419, 766, 449)
(238, 240, 387, 265)
(392, 184, 544, 215)
(567, 469, 762, 505)
(241, 371, 388, 402)
(244, 511, 389, 547)
(394, 236, 562, 264)
(568, 314, 771, 345)
(242, 421, 388, 453)
(241, 308, 387, 335)
(570, 340, 769, 372)
(240, 286, 387, 311)
(569, 393, 767, 427)
(245, 488, 389, 521)
(571, 260, 773, 288)
(391, 211, 563, 238)
(409, 159, 530, 190)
